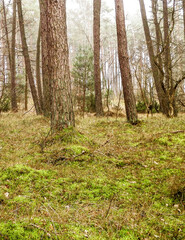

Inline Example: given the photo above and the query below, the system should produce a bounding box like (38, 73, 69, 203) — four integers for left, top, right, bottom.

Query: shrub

(0, 95, 10, 112)
(136, 101, 146, 113)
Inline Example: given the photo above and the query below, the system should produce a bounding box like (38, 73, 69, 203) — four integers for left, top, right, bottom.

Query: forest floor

(0, 112, 184, 240)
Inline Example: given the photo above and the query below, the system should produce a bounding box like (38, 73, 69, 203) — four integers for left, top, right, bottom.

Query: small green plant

(0, 95, 10, 112)
(72, 47, 95, 113)
(136, 101, 146, 113)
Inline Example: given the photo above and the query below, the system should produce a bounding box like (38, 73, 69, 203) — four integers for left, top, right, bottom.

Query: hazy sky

(66, 0, 151, 16)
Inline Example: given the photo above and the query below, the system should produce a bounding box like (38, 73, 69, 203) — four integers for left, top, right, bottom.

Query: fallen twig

(53, 150, 87, 165)
(105, 194, 115, 218)
(153, 130, 185, 137)
(22, 105, 34, 116)
(28, 224, 52, 238)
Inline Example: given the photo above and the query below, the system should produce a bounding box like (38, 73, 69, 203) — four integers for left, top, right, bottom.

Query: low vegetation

(0, 113, 184, 239)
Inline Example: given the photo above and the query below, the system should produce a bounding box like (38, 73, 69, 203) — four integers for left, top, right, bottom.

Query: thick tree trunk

(11, 0, 18, 112)
(93, 0, 104, 116)
(17, 0, 41, 115)
(45, 0, 75, 129)
(39, 0, 52, 116)
(115, 0, 138, 124)
(36, 23, 43, 111)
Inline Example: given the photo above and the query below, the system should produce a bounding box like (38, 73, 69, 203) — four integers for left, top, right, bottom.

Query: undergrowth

(0, 113, 184, 239)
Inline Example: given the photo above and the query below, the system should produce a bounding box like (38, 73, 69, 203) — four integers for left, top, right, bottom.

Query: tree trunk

(152, 0, 163, 77)
(39, 0, 52, 116)
(93, 0, 104, 116)
(11, 0, 18, 112)
(45, 0, 75, 130)
(36, 23, 43, 111)
(25, 73, 28, 111)
(183, 0, 185, 39)
(163, 0, 177, 117)
(82, 86, 86, 118)
(115, 0, 138, 124)
(17, 0, 42, 115)
(2, 0, 11, 68)
(139, 0, 169, 115)
(163, 0, 172, 90)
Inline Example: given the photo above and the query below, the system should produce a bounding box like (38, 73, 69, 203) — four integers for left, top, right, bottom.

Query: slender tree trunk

(93, 0, 104, 116)
(45, 0, 75, 130)
(82, 85, 86, 117)
(0, 53, 6, 103)
(139, 0, 168, 115)
(11, 0, 18, 112)
(163, 0, 177, 117)
(152, 0, 163, 76)
(2, 0, 11, 68)
(39, 0, 52, 116)
(115, 0, 138, 124)
(183, 0, 185, 39)
(163, 0, 172, 90)
(182, 0, 185, 83)
(17, 0, 41, 115)
(36, 23, 43, 111)
(25, 73, 28, 111)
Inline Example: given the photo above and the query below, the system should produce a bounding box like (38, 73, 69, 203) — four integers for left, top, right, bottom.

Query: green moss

(0, 221, 51, 240)
(0, 114, 184, 239)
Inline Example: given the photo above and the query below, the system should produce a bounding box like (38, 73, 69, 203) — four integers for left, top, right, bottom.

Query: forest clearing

(0, 0, 185, 239)
(0, 112, 184, 239)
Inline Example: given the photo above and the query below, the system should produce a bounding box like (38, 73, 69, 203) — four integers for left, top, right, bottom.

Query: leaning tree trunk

(39, 0, 52, 117)
(46, 0, 75, 130)
(139, 0, 169, 116)
(115, 0, 138, 124)
(36, 23, 44, 111)
(11, 0, 18, 112)
(2, 0, 11, 68)
(163, 0, 177, 117)
(17, 0, 42, 115)
(93, 0, 104, 116)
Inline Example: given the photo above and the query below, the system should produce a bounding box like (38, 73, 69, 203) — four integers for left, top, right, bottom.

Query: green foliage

(72, 47, 94, 91)
(0, 94, 10, 112)
(136, 101, 160, 113)
(85, 93, 96, 112)
(136, 101, 146, 113)
(72, 47, 95, 112)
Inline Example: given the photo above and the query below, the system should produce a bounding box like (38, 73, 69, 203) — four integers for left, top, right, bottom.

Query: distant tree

(114, 0, 138, 124)
(93, 0, 104, 116)
(42, 0, 75, 129)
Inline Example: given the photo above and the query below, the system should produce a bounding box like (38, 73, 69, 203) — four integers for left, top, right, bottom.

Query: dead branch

(28, 224, 52, 238)
(53, 150, 87, 165)
(105, 194, 115, 218)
